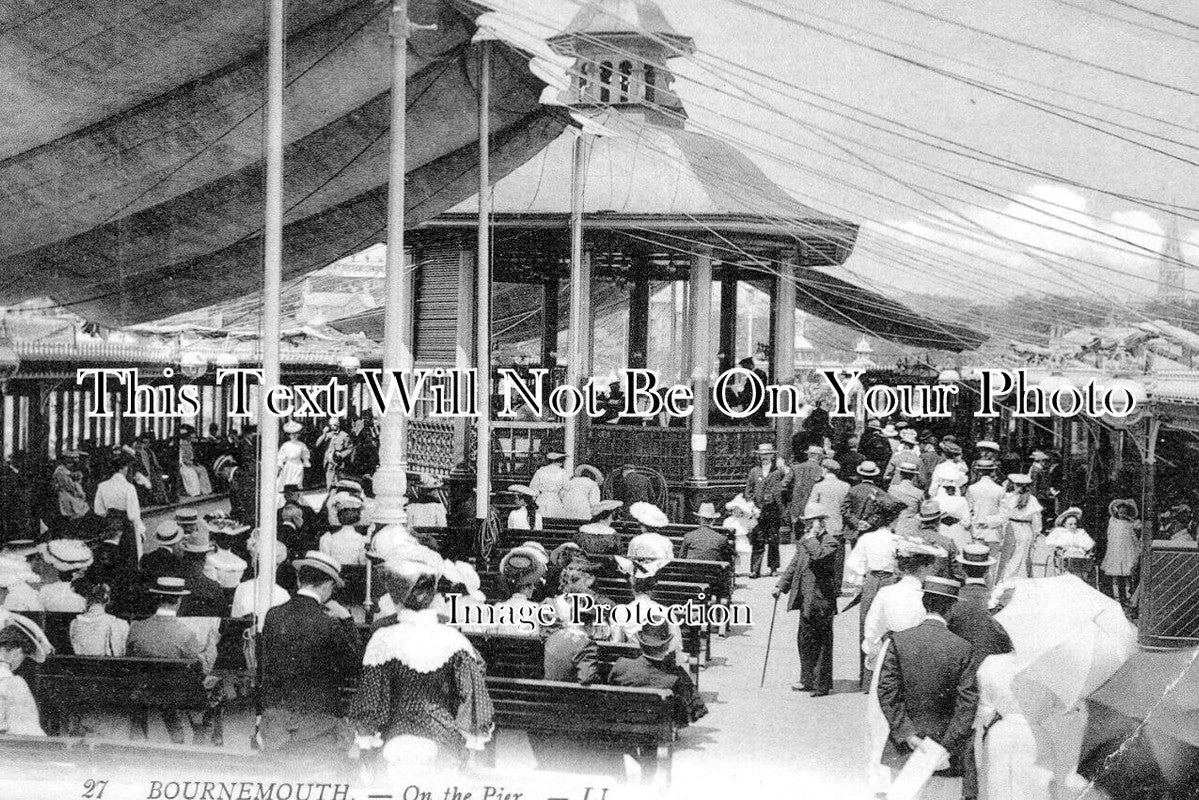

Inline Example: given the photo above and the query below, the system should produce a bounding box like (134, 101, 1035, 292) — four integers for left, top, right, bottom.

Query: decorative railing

(583, 424, 772, 484)
(406, 419, 458, 477)
(707, 426, 774, 483)
(489, 421, 565, 483)
(1140, 542, 1199, 648)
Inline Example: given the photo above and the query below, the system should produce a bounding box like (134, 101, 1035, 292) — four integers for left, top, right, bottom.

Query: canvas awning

(0, 0, 570, 324)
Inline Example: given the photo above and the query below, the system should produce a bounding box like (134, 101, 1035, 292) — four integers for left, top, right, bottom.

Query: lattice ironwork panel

(490, 422, 565, 483)
(708, 426, 774, 483)
(1141, 547, 1199, 647)
(583, 425, 691, 483)
(406, 419, 457, 477)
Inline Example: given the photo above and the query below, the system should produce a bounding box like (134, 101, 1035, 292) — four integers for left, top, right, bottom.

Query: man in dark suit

(946, 545, 1012, 800)
(877, 577, 979, 791)
(788, 445, 826, 524)
(258, 550, 362, 763)
(280, 484, 322, 536)
(227, 461, 258, 526)
(609, 621, 707, 727)
(176, 529, 230, 618)
(745, 443, 791, 578)
(773, 503, 841, 696)
(840, 461, 886, 544)
(128, 577, 217, 744)
(679, 503, 734, 563)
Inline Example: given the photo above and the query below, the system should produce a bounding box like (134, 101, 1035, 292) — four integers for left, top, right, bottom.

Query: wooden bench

(483, 677, 676, 786)
(0, 734, 264, 776)
(465, 632, 640, 682)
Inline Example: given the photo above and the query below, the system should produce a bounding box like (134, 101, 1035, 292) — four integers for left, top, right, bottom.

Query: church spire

(1158, 213, 1187, 303)
(549, 0, 695, 126)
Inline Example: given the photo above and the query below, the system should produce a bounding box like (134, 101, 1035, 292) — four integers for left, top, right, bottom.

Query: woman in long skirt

(975, 652, 1053, 800)
(998, 475, 1042, 583)
(276, 421, 310, 494)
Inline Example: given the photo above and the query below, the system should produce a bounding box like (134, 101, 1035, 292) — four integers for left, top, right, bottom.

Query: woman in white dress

(528, 452, 568, 519)
(560, 465, 602, 520)
(406, 474, 448, 529)
(1101, 499, 1141, 605)
(0, 612, 54, 736)
(975, 652, 1053, 800)
(998, 474, 1042, 583)
(722, 495, 757, 576)
(505, 485, 542, 531)
(276, 421, 310, 493)
(177, 425, 213, 497)
(70, 583, 130, 657)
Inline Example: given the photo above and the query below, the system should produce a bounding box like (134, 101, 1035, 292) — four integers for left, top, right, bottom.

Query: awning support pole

(475, 40, 492, 524)
(254, 0, 285, 632)
(372, 0, 413, 529)
(563, 133, 588, 472)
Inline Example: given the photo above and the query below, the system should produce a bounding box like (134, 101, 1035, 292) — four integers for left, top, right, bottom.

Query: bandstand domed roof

(550, 0, 694, 51)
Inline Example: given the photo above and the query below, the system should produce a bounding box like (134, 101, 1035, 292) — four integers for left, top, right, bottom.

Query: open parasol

(1079, 647, 1199, 799)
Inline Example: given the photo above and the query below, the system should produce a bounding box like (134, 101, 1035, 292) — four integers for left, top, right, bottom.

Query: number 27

(83, 779, 109, 799)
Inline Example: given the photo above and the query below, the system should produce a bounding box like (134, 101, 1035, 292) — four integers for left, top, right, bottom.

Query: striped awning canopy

(0, 0, 570, 325)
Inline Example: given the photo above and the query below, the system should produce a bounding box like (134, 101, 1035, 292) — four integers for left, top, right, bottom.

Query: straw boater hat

(546, 452, 566, 462)
(1, 540, 38, 560)
(976, 440, 1000, 452)
(1008, 473, 1033, 486)
(1055, 507, 1084, 528)
(591, 499, 623, 518)
(637, 620, 675, 662)
(896, 538, 946, 558)
(922, 576, 961, 599)
(181, 528, 215, 554)
(153, 522, 184, 548)
(499, 546, 547, 587)
(857, 461, 881, 477)
(334, 478, 364, 495)
(821, 457, 841, 472)
(42, 539, 94, 573)
(175, 508, 200, 526)
(293, 550, 346, 588)
(520, 541, 550, 565)
(899, 428, 917, 444)
(897, 460, 919, 475)
(283, 421, 303, 434)
(974, 458, 997, 471)
(148, 576, 191, 597)
(1109, 498, 1139, 519)
(753, 442, 775, 457)
(693, 502, 720, 520)
(918, 500, 942, 524)
(881, 424, 898, 438)
(955, 542, 997, 567)
(629, 502, 669, 529)
(0, 612, 54, 663)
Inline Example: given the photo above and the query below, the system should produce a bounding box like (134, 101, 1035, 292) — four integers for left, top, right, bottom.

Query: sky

(491, 0, 1199, 305)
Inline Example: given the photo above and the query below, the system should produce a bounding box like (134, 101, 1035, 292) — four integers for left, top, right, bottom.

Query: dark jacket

(841, 482, 886, 539)
(877, 617, 978, 764)
(139, 547, 184, 580)
(542, 629, 600, 685)
(608, 654, 707, 727)
(945, 582, 1012, 663)
(775, 530, 841, 619)
(745, 463, 790, 511)
(788, 459, 825, 520)
(228, 466, 258, 526)
(178, 557, 230, 618)
(261, 593, 363, 715)
(679, 524, 733, 563)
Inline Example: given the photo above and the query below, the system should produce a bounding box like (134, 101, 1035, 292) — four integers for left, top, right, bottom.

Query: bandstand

(334, 0, 983, 513)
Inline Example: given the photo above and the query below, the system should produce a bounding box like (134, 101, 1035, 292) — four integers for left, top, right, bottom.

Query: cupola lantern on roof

(549, 0, 695, 126)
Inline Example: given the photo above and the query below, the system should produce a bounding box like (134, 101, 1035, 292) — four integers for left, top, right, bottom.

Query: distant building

(1158, 214, 1187, 303)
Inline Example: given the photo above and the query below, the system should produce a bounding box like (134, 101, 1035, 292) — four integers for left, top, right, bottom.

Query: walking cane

(760, 593, 780, 688)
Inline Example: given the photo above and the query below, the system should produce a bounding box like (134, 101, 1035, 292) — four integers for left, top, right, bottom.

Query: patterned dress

(350, 609, 493, 757)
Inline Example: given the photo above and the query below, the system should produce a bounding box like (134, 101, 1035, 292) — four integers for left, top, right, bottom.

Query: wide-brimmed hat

(154, 522, 184, 547)
(753, 443, 776, 456)
(693, 502, 720, 520)
(500, 546, 547, 587)
(941, 441, 962, 456)
(592, 499, 623, 517)
(575, 464, 603, 482)
(1030, 450, 1050, 461)
(1008, 473, 1032, 486)
(148, 576, 192, 597)
(0, 612, 54, 663)
(281, 483, 301, 494)
(629, 502, 669, 528)
(283, 421, 303, 434)
(579, 522, 617, 536)
(955, 542, 997, 567)
(881, 425, 898, 438)
(919, 430, 939, 444)
(42, 539, 94, 573)
(333, 478, 364, 494)
(922, 576, 961, 599)
(175, 508, 199, 525)
(857, 461, 881, 477)
(1109, 498, 1139, 519)
(637, 620, 674, 661)
(866, 418, 882, 430)
(821, 458, 841, 472)
(918, 500, 942, 523)
(293, 550, 345, 587)
(976, 440, 1000, 452)
(507, 484, 536, 498)
(1055, 506, 1084, 528)
(546, 452, 566, 462)
(896, 538, 946, 558)
(550, 541, 584, 567)
(520, 541, 550, 564)
(801, 503, 829, 520)
(899, 428, 917, 444)
(330, 492, 363, 511)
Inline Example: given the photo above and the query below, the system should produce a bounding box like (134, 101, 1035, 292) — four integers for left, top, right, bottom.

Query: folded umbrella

(1080, 647, 1199, 799)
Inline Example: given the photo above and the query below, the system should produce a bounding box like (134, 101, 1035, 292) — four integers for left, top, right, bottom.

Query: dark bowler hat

(922, 576, 961, 599)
